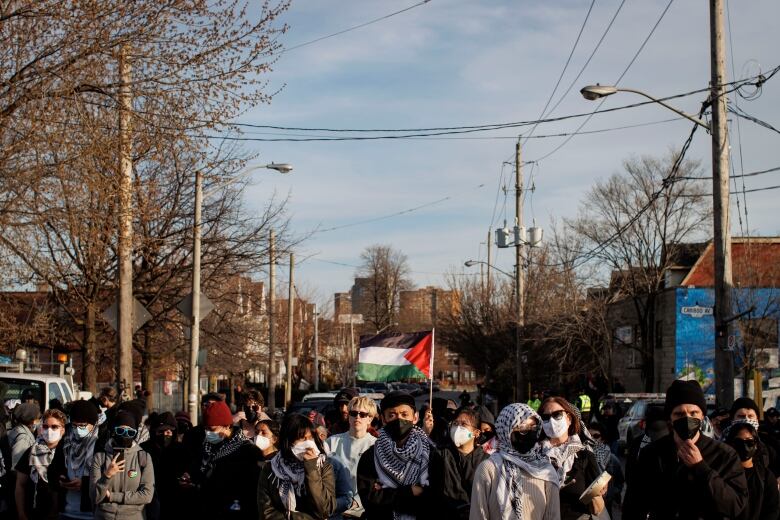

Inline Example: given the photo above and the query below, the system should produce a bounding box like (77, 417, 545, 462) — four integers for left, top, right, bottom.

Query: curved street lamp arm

(617, 88, 711, 131)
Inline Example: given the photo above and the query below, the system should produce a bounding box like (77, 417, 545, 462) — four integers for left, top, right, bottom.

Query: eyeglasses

(348, 410, 370, 419)
(452, 420, 475, 429)
(113, 426, 138, 438)
(540, 410, 567, 422)
(735, 439, 757, 448)
(41, 424, 61, 430)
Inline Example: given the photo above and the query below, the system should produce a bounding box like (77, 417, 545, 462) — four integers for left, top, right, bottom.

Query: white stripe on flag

(358, 346, 412, 366)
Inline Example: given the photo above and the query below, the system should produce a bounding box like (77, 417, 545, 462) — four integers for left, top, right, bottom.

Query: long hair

(540, 397, 581, 436)
(279, 414, 325, 462)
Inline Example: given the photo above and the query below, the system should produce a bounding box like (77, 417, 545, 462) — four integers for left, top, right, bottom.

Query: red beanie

(203, 401, 233, 427)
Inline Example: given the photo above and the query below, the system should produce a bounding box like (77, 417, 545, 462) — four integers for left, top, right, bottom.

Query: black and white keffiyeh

(541, 433, 586, 485)
(63, 427, 98, 479)
(493, 403, 559, 520)
(270, 451, 326, 513)
(30, 438, 55, 484)
(200, 427, 248, 476)
(722, 417, 760, 440)
(374, 425, 432, 520)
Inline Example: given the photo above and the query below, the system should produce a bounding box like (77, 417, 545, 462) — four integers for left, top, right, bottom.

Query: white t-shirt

(325, 432, 376, 495)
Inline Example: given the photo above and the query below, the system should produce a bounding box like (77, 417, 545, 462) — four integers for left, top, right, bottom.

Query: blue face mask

(205, 431, 223, 444)
(75, 426, 91, 439)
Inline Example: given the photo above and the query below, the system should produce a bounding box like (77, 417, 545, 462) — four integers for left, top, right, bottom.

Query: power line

(523, 0, 597, 142)
(531, 0, 676, 164)
(281, 0, 432, 53)
(678, 165, 780, 181)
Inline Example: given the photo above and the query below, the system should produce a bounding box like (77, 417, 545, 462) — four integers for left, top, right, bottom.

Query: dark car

(285, 400, 335, 418)
(617, 399, 665, 448)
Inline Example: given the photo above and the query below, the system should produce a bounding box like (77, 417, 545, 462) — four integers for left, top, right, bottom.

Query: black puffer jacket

(428, 445, 487, 520)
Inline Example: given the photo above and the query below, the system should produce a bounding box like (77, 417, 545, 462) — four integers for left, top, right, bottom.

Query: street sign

(101, 298, 152, 333)
(177, 293, 215, 321)
(338, 313, 364, 324)
(197, 349, 207, 368)
(681, 306, 714, 318)
(727, 334, 736, 350)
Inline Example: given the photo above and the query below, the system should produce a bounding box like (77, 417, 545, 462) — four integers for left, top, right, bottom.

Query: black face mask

(478, 430, 496, 445)
(157, 434, 173, 448)
(113, 436, 133, 448)
(177, 421, 190, 436)
(672, 417, 701, 440)
(385, 419, 414, 441)
(510, 429, 538, 454)
(730, 438, 757, 461)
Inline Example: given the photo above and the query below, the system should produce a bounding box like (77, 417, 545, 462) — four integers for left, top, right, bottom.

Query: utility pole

(267, 230, 276, 412)
(313, 304, 320, 391)
(188, 170, 203, 423)
(285, 253, 295, 407)
(514, 140, 525, 403)
(117, 44, 134, 399)
(710, 0, 734, 407)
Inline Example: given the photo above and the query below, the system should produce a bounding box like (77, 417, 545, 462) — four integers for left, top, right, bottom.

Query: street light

(188, 161, 293, 424)
(464, 260, 514, 280)
(581, 79, 733, 407)
(580, 85, 711, 130)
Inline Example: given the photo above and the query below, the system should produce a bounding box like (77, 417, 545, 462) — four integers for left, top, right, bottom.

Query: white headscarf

(493, 403, 559, 520)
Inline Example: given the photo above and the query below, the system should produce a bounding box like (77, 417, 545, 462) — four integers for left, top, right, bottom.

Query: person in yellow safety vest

(527, 390, 542, 411)
(577, 393, 592, 423)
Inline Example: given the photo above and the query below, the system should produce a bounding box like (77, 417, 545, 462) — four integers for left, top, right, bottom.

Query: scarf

(63, 427, 98, 479)
(541, 434, 586, 485)
(30, 438, 55, 485)
(722, 417, 761, 440)
(270, 451, 326, 513)
(494, 403, 559, 520)
(374, 425, 432, 520)
(200, 428, 248, 477)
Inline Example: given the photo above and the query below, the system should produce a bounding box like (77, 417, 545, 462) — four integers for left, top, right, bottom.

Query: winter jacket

(139, 438, 189, 520)
(329, 456, 354, 519)
(89, 442, 155, 520)
(623, 433, 748, 520)
(556, 448, 601, 520)
(9, 424, 36, 468)
(196, 439, 264, 519)
(738, 462, 779, 520)
(356, 445, 431, 520)
(257, 456, 337, 519)
(429, 445, 487, 520)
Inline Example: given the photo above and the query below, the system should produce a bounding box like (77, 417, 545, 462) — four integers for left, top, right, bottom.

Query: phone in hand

(115, 449, 125, 464)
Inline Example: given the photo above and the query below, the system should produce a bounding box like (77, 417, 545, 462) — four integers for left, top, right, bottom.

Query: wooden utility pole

(267, 230, 276, 412)
(285, 253, 295, 406)
(514, 140, 525, 402)
(710, 0, 734, 407)
(117, 45, 134, 399)
(313, 304, 320, 391)
(486, 229, 492, 295)
(188, 169, 202, 423)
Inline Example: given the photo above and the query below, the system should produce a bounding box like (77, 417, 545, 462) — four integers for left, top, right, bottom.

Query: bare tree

(356, 245, 413, 333)
(567, 151, 711, 391)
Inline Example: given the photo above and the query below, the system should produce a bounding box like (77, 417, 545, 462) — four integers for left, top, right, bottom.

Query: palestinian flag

(357, 331, 433, 382)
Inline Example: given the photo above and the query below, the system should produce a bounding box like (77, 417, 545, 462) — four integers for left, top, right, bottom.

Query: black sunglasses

(348, 410, 370, 419)
(540, 410, 567, 422)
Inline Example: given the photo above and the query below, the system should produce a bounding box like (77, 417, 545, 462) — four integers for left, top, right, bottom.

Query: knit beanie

(70, 400, 99, 425)
(664, 380, 707, 418)
(13, 403, 40, 424)
(730, 397, 760, 419)
(175, 411, 192, 425)
(155, 412, 177, 430)
(203, 401, 233, 427)
(113, 410, 138, 429)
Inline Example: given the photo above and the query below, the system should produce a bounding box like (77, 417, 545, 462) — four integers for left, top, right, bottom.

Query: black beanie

(664, 380, 707, 418)
(113, 410, 138, 430)
(380, 391, 416, 413)
(70, 400, 99, 425)
(730, 397, 760, 418)
(118, 400, 144, 425)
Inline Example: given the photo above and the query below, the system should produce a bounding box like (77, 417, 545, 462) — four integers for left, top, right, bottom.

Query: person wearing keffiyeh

(357, 391, 433, 520)
(469, 403, 560, 520)
(257, 413, 336, 519)
(538, 397, 605, 520)
(49, 400, 101, 520)
(15, 408, 68, 520)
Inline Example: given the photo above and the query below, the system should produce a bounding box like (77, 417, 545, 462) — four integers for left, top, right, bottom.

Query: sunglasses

(735, 439, 756, 448)
(113, 426, 138, 438)
(540, 410, 567, 422)
(348, 410, 371, 419)
(590, 432, 602, 440)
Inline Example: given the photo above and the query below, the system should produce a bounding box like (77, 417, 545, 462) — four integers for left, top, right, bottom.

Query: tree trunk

(82, 303, 98, 393)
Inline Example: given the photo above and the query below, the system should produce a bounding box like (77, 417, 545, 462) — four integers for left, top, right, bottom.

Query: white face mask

(542, 416, 569, 439)
(450, 425, 474, 447)
(75, 426, 92, 439)
(254, 435, 271, 451)
(291, 439, 319, 461)
(42, 427, 62, 444)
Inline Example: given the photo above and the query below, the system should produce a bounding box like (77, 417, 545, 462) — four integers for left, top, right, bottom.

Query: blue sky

(236, 0, 780, 315)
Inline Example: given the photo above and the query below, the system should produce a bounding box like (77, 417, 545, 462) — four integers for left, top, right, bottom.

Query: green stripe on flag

(357, 363, 427, 382)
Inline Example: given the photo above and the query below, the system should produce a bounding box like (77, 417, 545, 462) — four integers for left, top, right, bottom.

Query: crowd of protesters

(0, 380, 777, 519)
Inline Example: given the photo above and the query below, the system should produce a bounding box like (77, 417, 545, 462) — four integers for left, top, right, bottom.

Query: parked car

(285, 400, 335, 418)
(301, 392, 337, 402)
(363, 382, 392, 393)
(617, 399, 665, 449)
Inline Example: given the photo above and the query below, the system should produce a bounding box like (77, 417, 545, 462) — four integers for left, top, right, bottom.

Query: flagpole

(429, 328, 435, 410)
